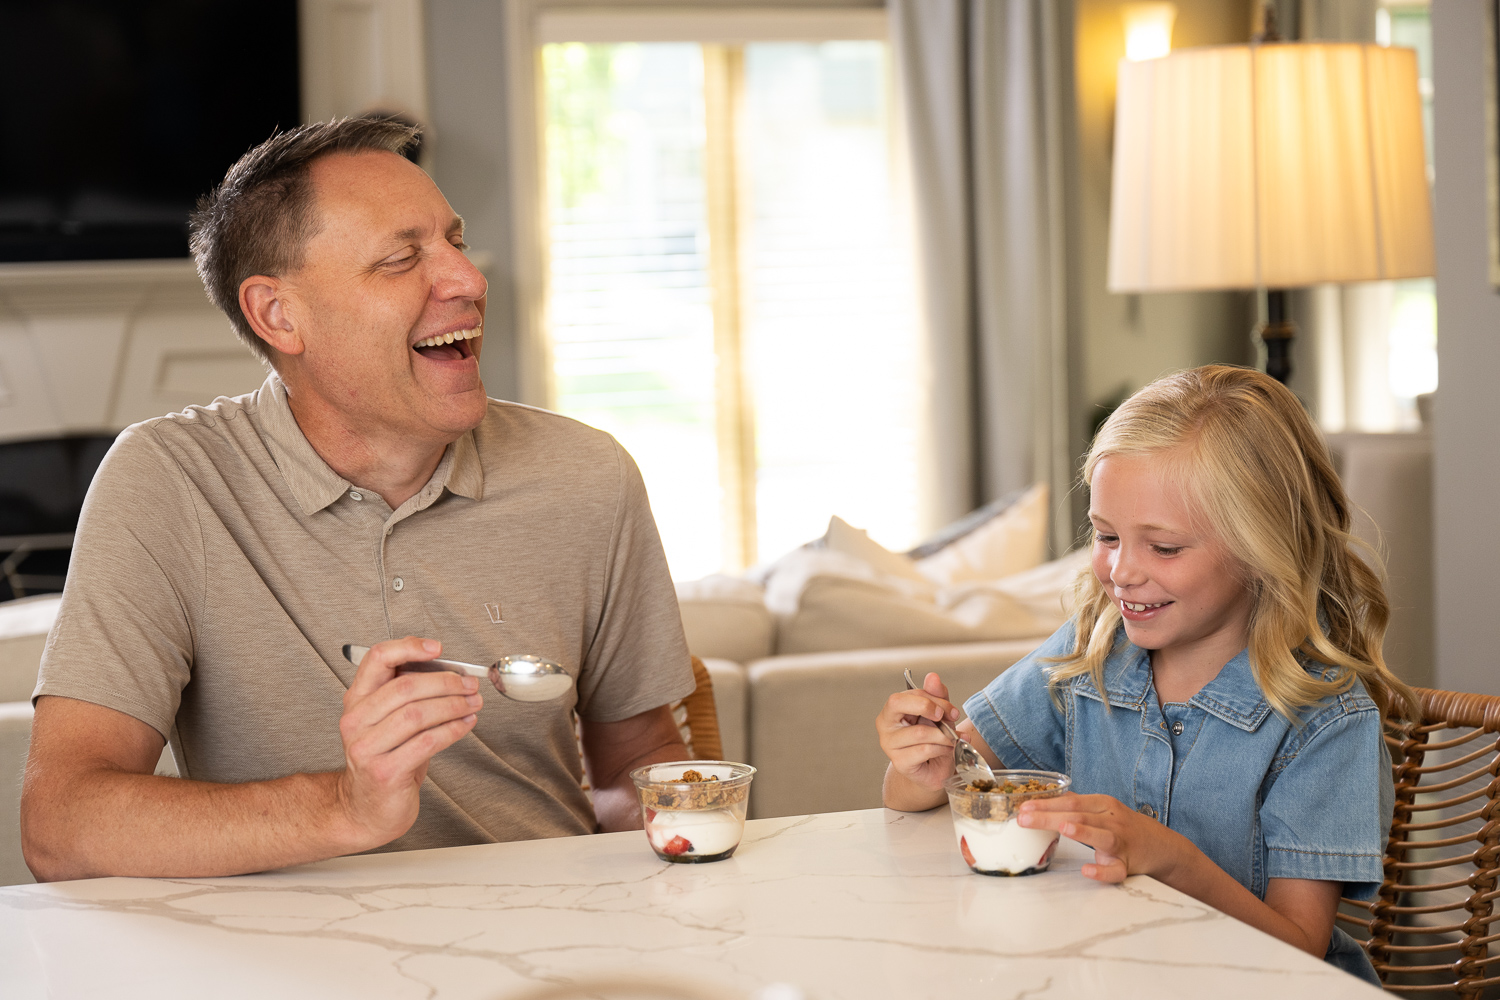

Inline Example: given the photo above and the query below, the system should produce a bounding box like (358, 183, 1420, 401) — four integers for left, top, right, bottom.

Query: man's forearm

(592, 740, 689, 833)
(23, 768, 367, 881)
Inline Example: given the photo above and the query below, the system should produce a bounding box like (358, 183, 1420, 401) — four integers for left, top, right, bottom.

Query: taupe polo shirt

(35, 374, 694, 851)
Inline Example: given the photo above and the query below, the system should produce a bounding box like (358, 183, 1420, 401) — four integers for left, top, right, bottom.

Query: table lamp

(1106, 33, 1433, 383)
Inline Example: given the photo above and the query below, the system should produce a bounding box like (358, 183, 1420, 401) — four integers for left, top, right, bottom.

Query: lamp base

(1259, 289, 1295, 385)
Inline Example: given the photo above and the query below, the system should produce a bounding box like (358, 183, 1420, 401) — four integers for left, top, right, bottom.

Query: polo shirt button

(1137, 804, 1157, 819)
(392, 577, 404, 592)
(349, 491, 363, 501)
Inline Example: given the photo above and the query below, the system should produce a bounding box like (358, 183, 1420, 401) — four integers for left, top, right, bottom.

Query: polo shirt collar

(1078, 626, 1272, 732)
(258, 374, 351, 515)
(256, 373, 486, 515)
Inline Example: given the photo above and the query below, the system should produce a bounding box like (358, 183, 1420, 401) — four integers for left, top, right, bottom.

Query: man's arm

(21, 637, 480, 881)
(579, 706, 690, 832)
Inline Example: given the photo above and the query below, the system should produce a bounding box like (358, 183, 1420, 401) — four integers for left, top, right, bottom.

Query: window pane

(541, 43, 723, 580)
(741, 41, 922, 560)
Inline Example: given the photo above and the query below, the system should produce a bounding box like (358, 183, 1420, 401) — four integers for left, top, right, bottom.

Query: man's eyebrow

(384, 216, 464, 245)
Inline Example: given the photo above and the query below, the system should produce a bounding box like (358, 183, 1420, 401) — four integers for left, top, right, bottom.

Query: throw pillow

(913, 483, 1049, 587)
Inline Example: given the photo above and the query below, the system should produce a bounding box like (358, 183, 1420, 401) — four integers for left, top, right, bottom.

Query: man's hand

(334, 636, 482, 848)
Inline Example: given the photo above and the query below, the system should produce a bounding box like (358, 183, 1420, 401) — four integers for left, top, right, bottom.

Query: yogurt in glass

(631, 761, 756, 863)
(944, 770, 1071, 876)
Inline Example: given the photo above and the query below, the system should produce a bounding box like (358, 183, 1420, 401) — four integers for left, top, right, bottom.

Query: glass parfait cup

(944, 769, 1071, 876)
(630, 760, 756, 863)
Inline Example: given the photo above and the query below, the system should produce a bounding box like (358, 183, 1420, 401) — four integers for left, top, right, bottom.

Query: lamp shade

(1107, 43, 1433, 292)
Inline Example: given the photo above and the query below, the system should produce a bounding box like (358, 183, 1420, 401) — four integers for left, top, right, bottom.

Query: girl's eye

(1153, 545, 1183, 556)
(1093, 531, 1118, 545)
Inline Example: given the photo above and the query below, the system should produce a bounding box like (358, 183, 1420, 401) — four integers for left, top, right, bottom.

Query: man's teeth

(1123, 601, 1167, 612)
(413, 328, 481, 349)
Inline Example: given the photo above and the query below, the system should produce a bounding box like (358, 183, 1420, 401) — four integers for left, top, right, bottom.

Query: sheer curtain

(889, 0, 1082, 554)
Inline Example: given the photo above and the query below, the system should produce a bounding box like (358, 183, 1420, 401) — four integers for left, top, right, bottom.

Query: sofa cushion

(675, 575, 776, 664)
(0, 595, 60, 704)
(774, 548, 1088, 655)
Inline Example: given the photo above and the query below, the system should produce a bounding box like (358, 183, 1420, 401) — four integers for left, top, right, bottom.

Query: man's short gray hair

(189, 117, 421, 361)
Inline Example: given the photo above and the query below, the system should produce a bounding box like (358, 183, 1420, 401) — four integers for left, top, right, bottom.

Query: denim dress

(963, 622, 1391, 983)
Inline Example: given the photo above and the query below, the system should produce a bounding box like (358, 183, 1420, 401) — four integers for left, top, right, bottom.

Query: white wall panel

(301, 0, 429, 123)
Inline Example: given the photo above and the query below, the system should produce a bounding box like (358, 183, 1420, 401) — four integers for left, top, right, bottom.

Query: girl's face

(1089, 451, 1254, 656)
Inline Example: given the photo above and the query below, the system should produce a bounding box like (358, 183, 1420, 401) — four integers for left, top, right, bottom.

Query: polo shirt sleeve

(1259, 701, 1393, 900)
(962, 621, 1074, 772)
(573, 438, 696, 723)
(33, 424, 201, 741)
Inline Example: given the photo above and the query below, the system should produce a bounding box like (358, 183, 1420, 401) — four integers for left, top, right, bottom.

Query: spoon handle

(341, 644, 490, 678)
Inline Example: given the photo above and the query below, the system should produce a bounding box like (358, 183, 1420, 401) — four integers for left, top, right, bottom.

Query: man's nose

(434, 243, 488, 303)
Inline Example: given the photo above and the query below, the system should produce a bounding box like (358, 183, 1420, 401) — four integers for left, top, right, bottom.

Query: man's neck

(282, 381, 454, 510)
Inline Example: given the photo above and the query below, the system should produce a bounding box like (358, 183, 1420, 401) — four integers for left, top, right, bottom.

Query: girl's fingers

(879, 690, 960, 728)
(1055, 820, 1119, 856)
(1082, 855, 1128, 883)
(883, 726, 954, 756)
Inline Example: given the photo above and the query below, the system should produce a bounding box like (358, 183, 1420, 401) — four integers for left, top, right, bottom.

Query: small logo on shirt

(485, 602, 504, 624)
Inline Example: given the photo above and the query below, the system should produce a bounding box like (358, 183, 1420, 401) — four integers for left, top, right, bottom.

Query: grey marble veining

(0, 808, 1382, 999)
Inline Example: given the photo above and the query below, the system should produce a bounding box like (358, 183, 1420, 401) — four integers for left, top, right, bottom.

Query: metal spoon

(342, 644, 574, 703)
(903, 668, 997, 783)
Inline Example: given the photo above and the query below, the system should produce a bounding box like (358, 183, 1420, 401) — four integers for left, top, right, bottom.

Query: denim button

(1172, 721, 1185, 736)
(1137, 804, 1157, 819)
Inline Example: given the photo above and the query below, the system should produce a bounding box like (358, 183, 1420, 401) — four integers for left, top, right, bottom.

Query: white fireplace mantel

(0, 260, 267, 444)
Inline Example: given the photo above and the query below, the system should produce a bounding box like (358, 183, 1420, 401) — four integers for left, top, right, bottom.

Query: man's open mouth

(413, 327, 481, 361)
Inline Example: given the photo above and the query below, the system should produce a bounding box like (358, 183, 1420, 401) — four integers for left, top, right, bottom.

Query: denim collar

(1072, 627, 1273, 733)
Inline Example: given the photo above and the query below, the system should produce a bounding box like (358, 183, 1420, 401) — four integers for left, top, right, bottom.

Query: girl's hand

(875, 672, 962, 792)
(1017, 792, 1191, 883)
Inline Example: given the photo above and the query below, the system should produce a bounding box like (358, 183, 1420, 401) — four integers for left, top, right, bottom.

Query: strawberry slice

(1038, 839, 1058, 868)
(663, 835, 693, 856)
(960, 836, 977, 868)
(645, 807, 657, 823)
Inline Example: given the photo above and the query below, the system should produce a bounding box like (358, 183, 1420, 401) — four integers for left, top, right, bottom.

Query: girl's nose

(1110, 545, 1148, 588)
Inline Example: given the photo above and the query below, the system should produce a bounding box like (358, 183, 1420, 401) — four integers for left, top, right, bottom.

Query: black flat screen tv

(0, 1, 300, 263)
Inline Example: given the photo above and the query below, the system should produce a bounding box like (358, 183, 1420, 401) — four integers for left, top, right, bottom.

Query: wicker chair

(1338, 687, 1500, 997)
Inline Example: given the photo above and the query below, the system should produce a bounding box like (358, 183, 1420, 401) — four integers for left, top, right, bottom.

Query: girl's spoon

(903, 668, 997, 783)
(341, 644, 574, 702)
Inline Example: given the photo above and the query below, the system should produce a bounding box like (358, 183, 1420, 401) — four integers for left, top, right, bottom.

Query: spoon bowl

(342, 644, 574, 702)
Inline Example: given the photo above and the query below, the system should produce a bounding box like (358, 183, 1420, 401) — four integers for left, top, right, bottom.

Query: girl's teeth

(1123, 601, 1166, 612)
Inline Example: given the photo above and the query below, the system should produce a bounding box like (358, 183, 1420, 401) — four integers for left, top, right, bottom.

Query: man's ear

(239, 276, 304, 357)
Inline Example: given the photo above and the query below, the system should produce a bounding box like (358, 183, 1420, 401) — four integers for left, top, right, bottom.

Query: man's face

(279, 151, 488, 441)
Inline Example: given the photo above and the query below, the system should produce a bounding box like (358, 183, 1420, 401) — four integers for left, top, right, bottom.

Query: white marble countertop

(0, 807, 1382, 999)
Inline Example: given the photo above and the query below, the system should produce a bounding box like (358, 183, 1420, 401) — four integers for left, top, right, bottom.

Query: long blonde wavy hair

(1051, 365, 1417, 725)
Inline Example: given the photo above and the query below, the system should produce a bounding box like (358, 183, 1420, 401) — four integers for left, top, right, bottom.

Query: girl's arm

(1018, 794, 1341, 957)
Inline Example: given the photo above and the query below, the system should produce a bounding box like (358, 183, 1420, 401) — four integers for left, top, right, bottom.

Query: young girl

(877, 365, 1412, 983)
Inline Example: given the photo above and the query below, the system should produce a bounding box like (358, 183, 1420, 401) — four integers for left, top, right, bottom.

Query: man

(20, 118, 695, 881)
